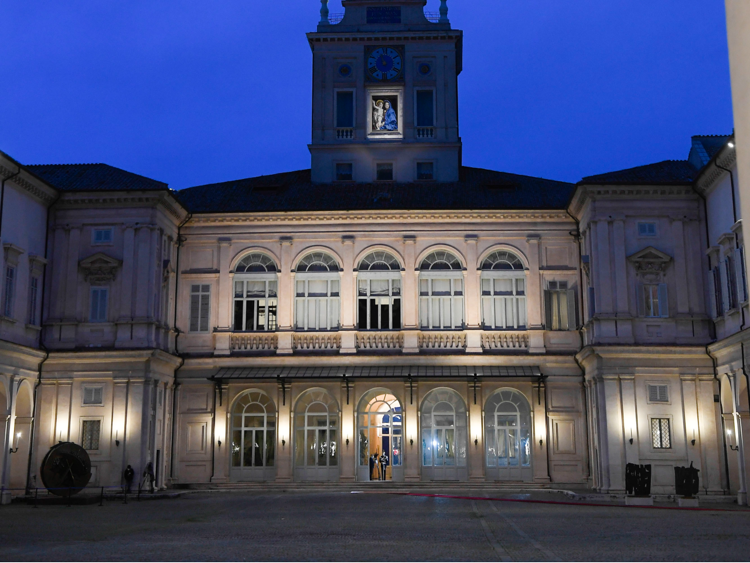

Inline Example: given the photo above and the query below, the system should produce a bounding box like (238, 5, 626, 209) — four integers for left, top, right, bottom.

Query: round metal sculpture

(40, 442, 92, 497)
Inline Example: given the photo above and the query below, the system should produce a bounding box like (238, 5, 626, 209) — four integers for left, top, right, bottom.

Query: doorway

(357, 390, 403, 482)
(421, 388, 468, 481)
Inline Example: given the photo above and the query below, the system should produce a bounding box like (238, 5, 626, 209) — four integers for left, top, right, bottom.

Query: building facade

(1, 0, 747, 503)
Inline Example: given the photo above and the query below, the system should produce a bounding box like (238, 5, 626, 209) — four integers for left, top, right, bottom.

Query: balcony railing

(416, 127, 435, 139)
(294, 332, 342, 351)
(357, 332, 404, 351)
(424, 12, 441, 23)
(419, 331, 467, 350)
(328, 13, 344, 24)
(336, 127, 355, 140)
(482, 331, 529, 351)
(231, 333, 278, 352)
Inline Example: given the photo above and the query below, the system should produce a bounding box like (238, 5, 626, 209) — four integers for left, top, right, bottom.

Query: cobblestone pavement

(1, 490, 750, 561)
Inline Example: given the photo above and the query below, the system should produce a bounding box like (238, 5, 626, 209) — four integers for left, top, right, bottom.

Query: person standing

(123, 465, 135, 494)
(379, 451, 389, 481)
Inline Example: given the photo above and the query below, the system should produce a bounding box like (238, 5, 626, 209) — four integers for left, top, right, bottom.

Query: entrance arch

(230, 390, 276, 482)
(485, 389, 532, 481)
(293, 388, 340, 482)
(356, 390, 403, 482)
(420, 388, 468, 481)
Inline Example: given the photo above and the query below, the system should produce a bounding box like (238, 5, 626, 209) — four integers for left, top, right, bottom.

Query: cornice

(580, 185, 696, 199)
(307, 31, 462, 44)
(0, 164, 57, 205)
(187, 210, 574, 226)
(696, 150, 738, 194)
(56, 191, 187, 222)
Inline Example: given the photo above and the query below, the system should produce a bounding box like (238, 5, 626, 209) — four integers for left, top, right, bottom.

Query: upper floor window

(419, 251, 464, 329)
(336, 163, 353, 182)
(3, 266, 15, 318)
(90, 287, 109, 323)
(92, 228, 113, 245)
(545, 280, 577, 331)
(638, 283, 668, 318)
(480, 251, 526, 330)
(637, 222, 657, 237)
(357, 251, 402, 330)
(376, 163, 394, 181)
(725, 254, 739, 310)
(416, 162, 434, 180)
(233, 253, 278, 332)
(335, 90, 355, 129)
(295, 252, 340, 331)
(189, 284, 211, 332)
(415, 90, 435, 127)
(28, 276, 39, 326)
(651, 418, 671, 449)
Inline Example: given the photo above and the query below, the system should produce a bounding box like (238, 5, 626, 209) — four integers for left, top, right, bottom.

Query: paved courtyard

(1, 489, 749, 561)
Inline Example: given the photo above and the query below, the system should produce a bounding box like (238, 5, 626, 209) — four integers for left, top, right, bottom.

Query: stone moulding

(79, 252, 123, 283)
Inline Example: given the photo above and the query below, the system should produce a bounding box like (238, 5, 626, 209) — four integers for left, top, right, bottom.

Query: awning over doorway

(213, 365, 541, 380)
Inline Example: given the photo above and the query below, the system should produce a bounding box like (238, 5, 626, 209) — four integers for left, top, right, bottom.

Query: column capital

(342, 235, 355, 245)
(280, 236, 293, 246)
(403, 235, 416, 245)
(464, 234, 478, 244)
(218, 237, 232, 246)
(526, 234, 541, 244)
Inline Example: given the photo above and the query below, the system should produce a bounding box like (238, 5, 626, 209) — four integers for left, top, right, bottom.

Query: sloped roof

(693, 135, 731, 161)
(579, 160, 698, 186)
(27, 163, 168, 192)
(175, 166, 576, 213)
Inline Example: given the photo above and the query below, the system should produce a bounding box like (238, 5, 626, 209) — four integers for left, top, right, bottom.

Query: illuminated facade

(0, 0, 746, 503)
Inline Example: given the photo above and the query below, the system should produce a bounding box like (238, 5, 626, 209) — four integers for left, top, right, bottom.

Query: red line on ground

(386, 492, 750, 513)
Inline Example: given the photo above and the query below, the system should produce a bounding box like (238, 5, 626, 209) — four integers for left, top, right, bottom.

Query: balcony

(336, 128, 354, 140)
(416, 127, 435, 139)
(293, 332, 342, 352)
(230, 333, 278, 352)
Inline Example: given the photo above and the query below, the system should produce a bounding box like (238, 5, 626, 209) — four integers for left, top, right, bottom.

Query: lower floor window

(81, 420, 101, 451)
(651, 418, 671, 449)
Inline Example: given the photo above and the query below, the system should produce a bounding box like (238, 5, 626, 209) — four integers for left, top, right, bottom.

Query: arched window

(295, 252, 340, 331)
(231, 391, 276, 469)
(294, 389, 339, 469)
(480, 250, 527, 330)
(357, 390, 403, 481)
(485, 389, 531, 469)
(357, 251, 402, 330)
(421, 388, 468, 472)
(233, 253, 278, 332)
(419, 251, 464, 329)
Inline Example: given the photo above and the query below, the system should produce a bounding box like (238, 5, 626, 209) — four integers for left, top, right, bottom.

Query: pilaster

(526, 235, 545, 353)
(277, 237, 294, 355)
(340, 236, 356, 354)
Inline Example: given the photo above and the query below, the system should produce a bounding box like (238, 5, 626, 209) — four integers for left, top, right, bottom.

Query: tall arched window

(419, 251, 464, 329)
(294, 389, 339, 479)
(485, 389, 531, 473)
(230, 391, 276, 470)
(480, 250, 527, 330)
(357, 251, 402, 330)
(420, 388, 468, 480)
(233, 253, 278, 332)
(295, 252, 341, 331)
(356, 390, 403, 481)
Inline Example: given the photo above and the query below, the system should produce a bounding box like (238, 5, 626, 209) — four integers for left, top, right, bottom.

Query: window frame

(335, 162, 354, 182)
(481, 271, 527, 330)
(28, 276, 39, 326)
(3, 265, 15, 318)
(80, 417, 103, 452)
(81, 385, 105, 407)
(375, 162, 394, 182)
(646, 383, 670, 405)
(357, 271, 403, 331)
(649, 416, 672, 450)
(189, 284, 211, 333)
(637, 222, 657, 237)
(89, 286, 109, 323)
(334, 88, 356, 129)
(414, 87, 436, 128)
(416, 161, 435, 181)
(233, 274, 278, 333)
(637, 282, 669, 318)
(419, 270, 465, 330)
(91, 227, 114, 246)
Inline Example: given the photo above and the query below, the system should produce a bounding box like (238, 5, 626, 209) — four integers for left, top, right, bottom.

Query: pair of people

(123, 462, 155, 494)
(369, 451, 390, 481)
(372, 100, 398, 131)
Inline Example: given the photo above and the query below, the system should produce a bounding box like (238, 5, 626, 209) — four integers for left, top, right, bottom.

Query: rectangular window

(638, 283, 668, 318)
(712, 266, 724, 317)
(416, 90, 435, 127)
(588, 287, 596, 317)
(416, 162, 434, 181)
(81, 420, 101, 450)
(651, 418, 671, 449)
(335, 91, 354, 128)
(481, 277, 526, 330)
(3, 266, 15, 318)
(545, 281, 577, 330)
(295, 278, 340, 331)
(376, 163, 394, 181)
(28, 277, 38, 325)
(736, 246, 748, 303)
(82, 386, 104, 406)
(233, 279, 278, 331)
(419, 277, 465, 329)
(358, 278, 401, 330)
(90, 287, 109, 323)
(647, 384, 669, 403)
(92, 228, 113, 245)
(726, 255, 738, 310)
(190, 284, 211, 333)
(336, 163, 353, 182)
(637, 222, 657, 237)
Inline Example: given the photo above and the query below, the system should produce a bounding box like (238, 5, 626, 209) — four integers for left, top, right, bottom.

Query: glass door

(356, 391, 404, 482)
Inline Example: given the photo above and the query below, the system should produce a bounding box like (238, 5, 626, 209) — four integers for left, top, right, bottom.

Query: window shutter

(636, 283, 646, 317)
(719, 264, 729, 313)
(708, 270, 716, 318)
(658, 283, 669, 318)
(648, 384, 669, 403)
(736, 247, 748, 303)
(190, 294, 200, 332)
(588, 287, 596, 317)
(200, 293, 210, 332)
(544, 290, 552, 329)
(567, 288, 577, 330)
(714, 267, 724, 316)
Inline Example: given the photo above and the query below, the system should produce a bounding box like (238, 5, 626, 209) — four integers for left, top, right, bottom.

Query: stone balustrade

(418, 331, 467, 350)
(356, 332, 404, 350)
(230, 333, 278, 352)
(416, 127, 435, 139)
(336, 128, 354, 140)
(481, 331, 529, 351)
(293, 332, 342, 351)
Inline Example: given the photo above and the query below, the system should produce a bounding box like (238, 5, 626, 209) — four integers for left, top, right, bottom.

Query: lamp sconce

(346, 437, 350, 447)
(728, 429, 738, 451)
(282, 438, 286, 448)
(410, 438, 414, 446)
(218, 439, 222, 448)
(628, 428, 634, 445)
(115, 430, 120, 447)
(474, 437, 478, 446)
(730, 444, 740, 451)
(691, 429, 696, 447)
(9, 432, 20, 454)
(538, 438, 543, 448)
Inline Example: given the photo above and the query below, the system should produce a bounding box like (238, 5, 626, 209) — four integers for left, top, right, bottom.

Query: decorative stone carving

(79, 252, 122, 284)
(628, 246, 672, 283)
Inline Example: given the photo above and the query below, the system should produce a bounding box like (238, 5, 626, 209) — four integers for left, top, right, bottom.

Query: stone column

(111, 378, 129, 488)
(277, 237, 294, 354)
(340, 236, 356, 354)
(526, 235, 545, 353)
(49, 226, 68, 321)
(125, 378, 146, 477)
(619, 376, 638, 466)
(404, 379, 420, 481)
(671, 218, 690, 315)
(340, 380, 356, 481)
(63, 225, 81, 321)
(465, 236, 482, 353)
(468, 380, 484, 481)
(276, 380, 293, 482)
(402, 236, 419, 353)
(116, 224, 136, 346)
(696, 376, 724, 494)
(595, 221, 613, 314)
(599, 376, 625, 493)
(0, 379, 18, 503)
(532, 382, 551, 483)
(54, 381, 73, 444)
(134, 227, 152, 321)
(214, 238, 233, 355)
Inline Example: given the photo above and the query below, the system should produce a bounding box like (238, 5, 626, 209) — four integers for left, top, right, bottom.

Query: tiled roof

(175, 166, 576, 213)
(579, 160, 698, 185)
(27, 163, 168, 192)
(693, 135, 731, 161)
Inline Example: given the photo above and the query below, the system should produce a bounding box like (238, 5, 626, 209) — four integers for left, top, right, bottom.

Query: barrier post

(99, 487, 104, 507)
(33, 488, 38, 509)
(67, 487, 71, 507)
(137, 483, 141, 502)
(123, 490, 128, 505)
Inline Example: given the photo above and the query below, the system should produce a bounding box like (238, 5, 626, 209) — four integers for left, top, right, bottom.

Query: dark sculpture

(40, 442, 92, 497)
(674, 462, 700, 497)
(625, 463, 652, 496)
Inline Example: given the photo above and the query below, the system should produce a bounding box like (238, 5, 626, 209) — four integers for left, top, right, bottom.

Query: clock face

(367, 47, 403, 81)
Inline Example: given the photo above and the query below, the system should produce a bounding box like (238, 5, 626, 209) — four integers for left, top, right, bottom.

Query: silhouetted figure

(123, 465, 135, 493)
(142, 462, 155, 493)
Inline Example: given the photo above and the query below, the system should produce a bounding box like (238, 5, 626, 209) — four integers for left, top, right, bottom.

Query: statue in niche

(372, 99, 398, 131)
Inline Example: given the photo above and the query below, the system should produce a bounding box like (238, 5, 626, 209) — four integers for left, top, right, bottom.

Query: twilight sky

(1, 0, 734, 189)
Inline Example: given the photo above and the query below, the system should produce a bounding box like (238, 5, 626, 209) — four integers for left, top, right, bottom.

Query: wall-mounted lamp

(346, 437, 350, 447)
(410, 438, 414, 447)
(728, 429, 739, 451)
(115, 430, 120, 447)
(218, 439, 222, 448)
(282, 438, 286, 448)
(9, 432, 21, 454)
(691, 429, 696, 447)
(474, 437, 478, 446)
(538, 438, 544, 448)
(729, 141, 736, 148)
(629, 428, 634, 445)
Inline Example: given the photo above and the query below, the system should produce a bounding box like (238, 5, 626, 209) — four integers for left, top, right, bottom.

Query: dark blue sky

(2, 0, 733, 189)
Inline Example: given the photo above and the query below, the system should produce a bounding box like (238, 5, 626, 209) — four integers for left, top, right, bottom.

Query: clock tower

(308, 0, 462, 183)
